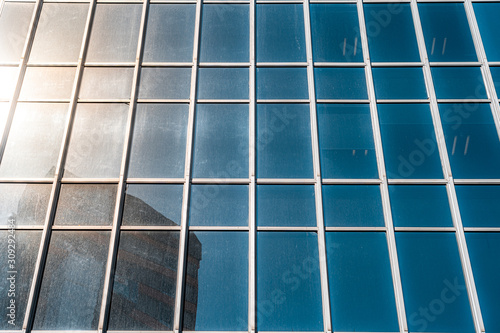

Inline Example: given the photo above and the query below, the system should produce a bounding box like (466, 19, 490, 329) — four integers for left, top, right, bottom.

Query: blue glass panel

(439, 103, 500, 178)
(431, 67, 487, 100)
(474, 3, 500, 61)
(189, 185, 248, 226)
(184, 232, 248, 331)
(389, 185, 453, 228)
(322, 185, 384, 227)
(200, 5, 249, 62)
(257, 185, 316, 227)
(418, 3, 476, 62)
(256, 4, 306, 62)
(378, 104, 443, 179)
(257, 232, 323, 331)
(396, 232, 474, 333)
(372, 67, 427, 99)
(465, 233, 500, 333)
(315, 68, 367, 100)
(364, 4, 420, 62)
(317, 104, 378, 179)
(310, 4, 362, 62)
(138, 68, 191, 99)
(193, 104, 248, 178)
(456, 186, 500, 228)
(489, 67, 500, 98)
(197, 68, 249, 100)
(256, 68, 308, 100)
(326, 232, 399, 332)
(256, 104, 313, 178)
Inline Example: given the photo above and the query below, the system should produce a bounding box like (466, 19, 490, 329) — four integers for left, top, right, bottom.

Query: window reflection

(0, 184, 51, 226)
(0, 66, 19, 100)
(19, 67, 76, 100)
(0, 3, 34, 62)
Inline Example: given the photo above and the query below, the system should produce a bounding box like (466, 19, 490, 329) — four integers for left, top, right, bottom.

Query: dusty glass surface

(372, 67, 427, 99)
(0, 184, 51, 226)
(138, 67, 191, 99)
(79, 67, 134, 100)
(0, 3, 35, 62)
(256, 68, 308, 100)
(197, 68, 249, 100)
(315, 68, 368, 100)
(19, 67, 76, 100)
(0, 66, 19, 100)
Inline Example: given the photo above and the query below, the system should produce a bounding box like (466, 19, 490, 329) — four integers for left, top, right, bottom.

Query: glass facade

(0, 0, 499, 332)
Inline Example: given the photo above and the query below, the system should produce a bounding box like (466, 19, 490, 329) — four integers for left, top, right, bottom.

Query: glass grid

(0, 0, 499, 332)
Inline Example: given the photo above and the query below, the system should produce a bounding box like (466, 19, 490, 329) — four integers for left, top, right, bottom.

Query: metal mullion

(410, 1, 485, 332)
(0, 178, 53, 183)
(191, 178, 251, 184)
(120, 225, 182, 231)
(322, 179, 382, 185)
(356, 2, 408, 332)
(454, 179, 500, 184)
(387, 178, 448, 185)
(256, 178, 316, 184)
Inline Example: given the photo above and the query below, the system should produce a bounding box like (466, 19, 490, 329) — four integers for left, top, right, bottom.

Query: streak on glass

(0, 184, 51, 226)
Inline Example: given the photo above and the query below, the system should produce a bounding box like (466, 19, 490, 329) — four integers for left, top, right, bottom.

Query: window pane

(322, 185, 384, 227)
(128, 104, 188, 178)
(257, 68, 308, 100)
(396, 232, 474, 333)
(108, 231, 179, 330)
(389, 185, 453, 228)
(79, 67, 134, 100)
(0, 3, 34, 62)
(431, 67, 486, 100)
(317, 104, 378, 178)
(0, 103, 67, 178)
(0, 184, 51, 226)
(365, 4, 419, 62)
(378, 104, 442, 179)
(372, 67, 427, 99)
(491, 67, 500, 96)
(256, 104, 313, 178)
(143, 4, 195, 62)
(315, 68, 367, 100)
(256, 4, 306, 62)
(474, 3, 500, 61)
(197, 68, 248, 100)
(456, 186, 500, 228)
(0, 66, 19, 100)
(19, 67, 75, 100)
(29, 3, 88, 63)
(418, 3, 476, 62)
(122, 184, 183, 226)
(257, 185, 316, 227)
(189, 185, 248, 227)
(257, 232, 323, 331)
(193, 104, 248, 178)
(326, 232, 399, 332)
(183, 232, 248, 331)
(54, 184, 117, 226)
(310, 4, 362, 62)
(200, 5, 249, 62)
(86, 4, 142, 62)
(65, 104, 128, 178)
(34, 231, 109, 330)
(138, 67, 191, 99)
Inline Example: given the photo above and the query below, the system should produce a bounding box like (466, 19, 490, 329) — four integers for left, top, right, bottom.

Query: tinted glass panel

(79, 67, 134, 100)
(491, 67, 500, 96)
(138, 67, 191, 99)
(257, 68, 308, 100)
(315, 68, 367, 100)
(0, 66, 18, 100)
(197, 68, 248, 100)
(372, 67, 427, 99)
(0, 184, 51, 226)
(0, 3, 34, 62)
(19, 67, 75, 100)
(431, 67, 487, 100)
(456, 186, 500, 228)
(474, 3, 500, 61)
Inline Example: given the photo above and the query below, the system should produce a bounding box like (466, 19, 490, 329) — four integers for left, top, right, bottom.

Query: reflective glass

(128, 104, 188, 178)
(200, 5, 249, 62)
(418, 3, 477, 62)
(378, 104, 443, 179)
(365, 4, 420, 62)
(491, 67, 500, 96)
(65, 104, 128, 178)
(79, 67, 134, 100)
(108, 231, 180, 330)
(256, 104, 313, 178)
(0, 184, 51, 226)
(29, 3, 88, 63)
(431, 67, 487, 100)
(54, 185, 117, 226)
(256, 68, 308, 100)
(0, 231, 41, 330)
(193, 104, 248, 178)
(322, 185, 384, 227)
(317, 104, 378, 179)
(396, 232, 474, 333)
(256, 4, 306, 62)
(19, 67, 75, 100)
(197, 68, 248, 100)
(439, 103, 500, 178)
(456, 186, 500, 228)
(86, 4, 142, 62)
(143, 4, 195, 62)
(389, 185, 453, 228)
(465, 233, 500, 333)
(0, 3, 34, 62)
(34, 231, 110, 330)
(315, 68, 367, 100)
(183, 232, 248, 331)
(310, 4, 362, 62)
(257, 232, 323, 331)
(0, 103, 67, 178)
(474, 3, 500, 61)
(326, 232, 399, 332)
(122, 184, 183, 226)
(189, 185, 248, 227)
(0, 104, 8, 140)
(138, 67, 191, 99)
(257, 185, 316, 227)
(372, 67, 427, 99)
(0, 66, 19, 100)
